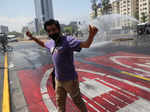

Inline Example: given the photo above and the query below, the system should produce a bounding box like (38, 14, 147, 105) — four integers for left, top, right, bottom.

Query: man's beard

(49, 33, 61, 46)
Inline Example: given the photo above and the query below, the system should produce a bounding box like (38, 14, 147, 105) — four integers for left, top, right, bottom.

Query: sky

(0, 0, 114, 32)
(0, 0, 93, 32)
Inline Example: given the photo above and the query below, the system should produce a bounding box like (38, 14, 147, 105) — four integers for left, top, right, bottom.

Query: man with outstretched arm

(26, 19, 98, 112)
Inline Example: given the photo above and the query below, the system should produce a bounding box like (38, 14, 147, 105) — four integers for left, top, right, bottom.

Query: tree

(134, 11, 139, 20)
(39, 28, 46, 35)
(102, 0, 110, 15)
(64, 26, 73, 35)
(69, 22, 78, 34)
(91, 0, 98, 18)
(141, 12, 147, 23)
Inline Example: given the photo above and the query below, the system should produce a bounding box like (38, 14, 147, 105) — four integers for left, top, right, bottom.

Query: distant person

(26, 19, 98, 112)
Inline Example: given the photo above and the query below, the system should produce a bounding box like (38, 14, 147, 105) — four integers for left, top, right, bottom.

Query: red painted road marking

(109, 91, 134, 104)
(94, 79, 138, 101)
(93, 96, 119, 112)
(77, 70, 150, 101)
(76, 70, 140, 111)
(46, 71, 80, 112)
(17, 57, 150, 112)
(83, 51, 150, 88)
(111, 56, 150, 75)
(102, 75, 150, 100)
(82, 95, 106, 112)
(18, 65, 50, 112)
(101, 93, 127, 108)
(85, 51, 150, 75)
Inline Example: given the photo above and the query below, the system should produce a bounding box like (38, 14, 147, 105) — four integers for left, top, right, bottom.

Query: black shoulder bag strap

(51, 46, 57, 90)
(51, 38, 60, 90)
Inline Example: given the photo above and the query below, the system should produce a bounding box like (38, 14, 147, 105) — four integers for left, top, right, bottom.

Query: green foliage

(92, 3, 98, 18)
(64, 26, 73, 34)
(141, 12, 147, 23)
(134, 11, 139, 20)
(39, 29, 46, 35)
(102, 0, 110, 14)
(102, 0, 109, 7)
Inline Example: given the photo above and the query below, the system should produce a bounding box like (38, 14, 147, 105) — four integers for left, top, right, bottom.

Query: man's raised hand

(26, 31, 33, 39)
(89, 25, 98, 39)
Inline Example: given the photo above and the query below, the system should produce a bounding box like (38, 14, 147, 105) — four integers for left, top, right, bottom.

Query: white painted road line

(80, 77, 113, 98)
(117, 99, 150, 112)
(146, 63, 150, 65)
(110, 56, 150, 74)
(40, 68, 57, 112)
(78, 68, 150, 92)
(107, 75, 150, 92)
(135, 63, 150, 68)
(77, 69, 106, 76)
(95, 78, 137, 99)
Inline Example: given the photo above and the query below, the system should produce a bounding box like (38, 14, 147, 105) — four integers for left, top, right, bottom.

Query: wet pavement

(1, 37, 150, 112)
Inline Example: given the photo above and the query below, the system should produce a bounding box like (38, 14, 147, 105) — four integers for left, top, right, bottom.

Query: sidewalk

(0, 53, 5, 112)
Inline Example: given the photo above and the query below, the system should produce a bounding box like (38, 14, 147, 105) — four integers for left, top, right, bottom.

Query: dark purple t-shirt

(45, 36, 82, 81)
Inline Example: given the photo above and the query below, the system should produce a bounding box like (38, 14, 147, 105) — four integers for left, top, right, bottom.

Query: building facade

(111, 0, 120, 14)
(0, 25, 9, 34)
(90, 0, 150, 23)
(119, 0, 138, 17)
(111, 0, 150, 23)
(111, 0, 121, 29)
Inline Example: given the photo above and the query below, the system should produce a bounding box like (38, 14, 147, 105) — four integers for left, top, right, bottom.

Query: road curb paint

(2, 52, 10, 112)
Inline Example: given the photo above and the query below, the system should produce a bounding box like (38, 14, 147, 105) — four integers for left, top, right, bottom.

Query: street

(1, 38, 150, 112)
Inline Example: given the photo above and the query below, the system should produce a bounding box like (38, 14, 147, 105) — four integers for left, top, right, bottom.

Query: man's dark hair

(44, 19, 61, 32)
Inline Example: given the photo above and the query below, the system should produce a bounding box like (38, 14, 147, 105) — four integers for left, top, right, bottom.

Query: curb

(2, 52, 10, 112)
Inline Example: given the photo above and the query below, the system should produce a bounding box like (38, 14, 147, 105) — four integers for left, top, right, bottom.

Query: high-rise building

(0, 25, 9, 34)
(34, 18, 41, 34)
(34, 0, 54, 24)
